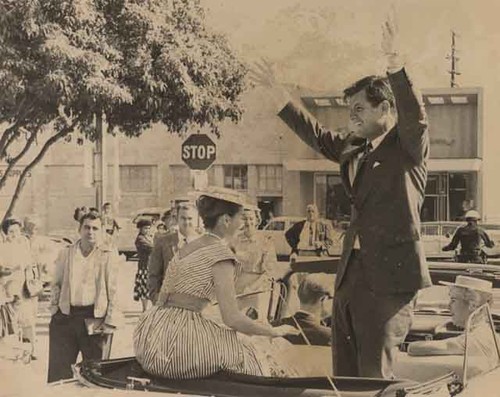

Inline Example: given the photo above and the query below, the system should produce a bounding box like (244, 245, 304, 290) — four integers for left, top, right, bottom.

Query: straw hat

(439, 275, 493, 294)
(193, 186, 249, 207)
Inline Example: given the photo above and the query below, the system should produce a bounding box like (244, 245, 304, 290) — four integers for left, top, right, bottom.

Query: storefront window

(120, 165, 154, 193)
(421, 172, 478, 222)
(449, 173, 477, 221)
(315, 174, 351, 222)
(257, 165, 283, 192)
(223, 165, 248, 190)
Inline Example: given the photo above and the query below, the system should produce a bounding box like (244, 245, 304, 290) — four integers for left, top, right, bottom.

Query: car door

(421, 224, 441, 258)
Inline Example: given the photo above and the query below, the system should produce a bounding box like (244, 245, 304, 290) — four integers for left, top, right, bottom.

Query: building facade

(0, 86, 483, 233)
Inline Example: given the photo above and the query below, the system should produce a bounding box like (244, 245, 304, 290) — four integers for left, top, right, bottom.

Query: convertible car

(20, 258, 500, 397)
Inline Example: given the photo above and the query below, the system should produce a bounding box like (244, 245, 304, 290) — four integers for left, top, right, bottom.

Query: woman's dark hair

(1, 218, 23, 235)
(196, 195, 242, 229)
(73, 206, 88, 222)
(137, 219, 152, 229)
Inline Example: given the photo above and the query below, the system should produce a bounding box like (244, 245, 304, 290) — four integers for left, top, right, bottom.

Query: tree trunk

(2, 124, 76, 222)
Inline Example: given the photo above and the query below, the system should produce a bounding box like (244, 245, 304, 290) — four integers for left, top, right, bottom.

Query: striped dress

(133, 240, 264, 379)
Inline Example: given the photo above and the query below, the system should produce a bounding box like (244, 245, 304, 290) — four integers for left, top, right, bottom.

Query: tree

(0, 0, 247, 220)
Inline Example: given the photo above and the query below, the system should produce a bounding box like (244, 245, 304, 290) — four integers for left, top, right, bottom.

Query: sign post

(181, 134, 216, 190)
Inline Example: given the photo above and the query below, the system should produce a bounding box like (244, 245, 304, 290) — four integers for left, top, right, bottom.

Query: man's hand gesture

(247, 59, 291, 111)
(382, 8, 403, 72)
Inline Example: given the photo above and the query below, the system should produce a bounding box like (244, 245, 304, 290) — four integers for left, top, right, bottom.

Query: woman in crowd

(134, 187, 299, 379)
(134, 219, 154, 312)
(233, 206, 278, 319)
(0, 218, 38, 360)
(23, 217, 56, 286)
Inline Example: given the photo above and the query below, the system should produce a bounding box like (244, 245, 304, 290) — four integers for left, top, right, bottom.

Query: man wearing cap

(443, 210, 495, 264)
(148, 203, 200, 303)
(408, 276, 495, 357)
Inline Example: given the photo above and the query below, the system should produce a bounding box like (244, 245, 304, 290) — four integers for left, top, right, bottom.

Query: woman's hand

(271, 324, 301, 338)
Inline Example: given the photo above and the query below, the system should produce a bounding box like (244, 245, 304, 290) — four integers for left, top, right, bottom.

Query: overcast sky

(202, 0, 500, 217)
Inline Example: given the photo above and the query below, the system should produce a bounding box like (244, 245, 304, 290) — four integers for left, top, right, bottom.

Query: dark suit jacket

(285, 220, 334, 255)
(277, 311, 331, 346)
(278, 68, 432, 295)
(147, 231, 179, 303)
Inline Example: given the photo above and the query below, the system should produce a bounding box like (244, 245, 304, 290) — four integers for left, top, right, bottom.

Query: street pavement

(1, 259, 144, 395)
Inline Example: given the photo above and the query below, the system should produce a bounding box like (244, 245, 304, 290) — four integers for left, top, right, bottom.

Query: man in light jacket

(47, 212, 120, 383)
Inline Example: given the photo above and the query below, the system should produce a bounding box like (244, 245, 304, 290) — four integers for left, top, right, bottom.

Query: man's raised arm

(278, 101, 346, 164)
(383, 13, 429, 165)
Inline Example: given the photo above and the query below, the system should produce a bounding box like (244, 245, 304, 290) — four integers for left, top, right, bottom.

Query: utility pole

(94, 111, 107, 210)
(446, 30, 461, 88)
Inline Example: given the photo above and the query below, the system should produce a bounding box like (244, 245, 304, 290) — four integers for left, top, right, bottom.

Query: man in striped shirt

(47, 212, 120, 383)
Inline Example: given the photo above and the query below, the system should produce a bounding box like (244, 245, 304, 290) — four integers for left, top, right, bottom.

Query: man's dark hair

(177, 202, 196, 215)
(343, 75, 395, 108)
(79, 212, 102, 228)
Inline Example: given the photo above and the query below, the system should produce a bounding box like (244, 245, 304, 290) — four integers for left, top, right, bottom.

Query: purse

(24, 265, 44, 297)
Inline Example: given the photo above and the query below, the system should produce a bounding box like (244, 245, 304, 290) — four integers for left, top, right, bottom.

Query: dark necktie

(309, 223, 314, 246)
(356, 141, 373, 175)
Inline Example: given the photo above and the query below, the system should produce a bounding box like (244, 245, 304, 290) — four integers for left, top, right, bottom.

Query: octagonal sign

(181, 134, 216, 170)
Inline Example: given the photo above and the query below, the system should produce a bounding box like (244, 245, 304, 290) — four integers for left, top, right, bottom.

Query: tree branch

(0, 130, 38, 192)
(0, 98, 36, 158)
(2, 122, 78, 221)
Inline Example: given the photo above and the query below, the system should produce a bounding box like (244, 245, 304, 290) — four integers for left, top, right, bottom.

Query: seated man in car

(275, 274, 332, 346)
(285, 204, 333, 261)
(408, 276, 495, 357)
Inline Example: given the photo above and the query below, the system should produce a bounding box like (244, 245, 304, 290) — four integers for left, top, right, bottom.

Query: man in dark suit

(285, 204, 334, 261)
(147, 203, 199, 303)
(275, 15, 432, 378)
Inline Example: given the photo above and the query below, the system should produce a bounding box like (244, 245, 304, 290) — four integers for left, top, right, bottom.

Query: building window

(315, 173, 351, 222)
(120, 165, 154, 193)
(257, 165, 282, 192)
(224, 165, 248, 190)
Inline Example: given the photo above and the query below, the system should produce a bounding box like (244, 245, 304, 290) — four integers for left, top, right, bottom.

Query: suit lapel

(354, 128, 397, 208)
(339, 135, 365, 195)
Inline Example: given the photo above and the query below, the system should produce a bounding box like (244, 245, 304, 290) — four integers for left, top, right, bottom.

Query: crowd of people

(0, 216, 54, 362)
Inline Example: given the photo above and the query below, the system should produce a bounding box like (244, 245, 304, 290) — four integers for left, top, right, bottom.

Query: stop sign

(181, 134, 216, 170)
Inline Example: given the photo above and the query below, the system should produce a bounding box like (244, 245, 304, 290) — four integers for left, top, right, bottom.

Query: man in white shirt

(148, 203, 200, 303)
(48, 212, 120, 383)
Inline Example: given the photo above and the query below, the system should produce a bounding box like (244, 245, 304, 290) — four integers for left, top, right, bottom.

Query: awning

(284, 158, 482, 172)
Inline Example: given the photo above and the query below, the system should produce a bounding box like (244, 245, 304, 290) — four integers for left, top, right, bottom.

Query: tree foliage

(0, 0, 247, 218)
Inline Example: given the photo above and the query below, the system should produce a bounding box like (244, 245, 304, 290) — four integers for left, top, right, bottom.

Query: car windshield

(463, 304, 500, 384)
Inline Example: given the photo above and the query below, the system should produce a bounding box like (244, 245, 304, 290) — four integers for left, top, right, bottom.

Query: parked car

(260, 216, 345, 260)
(421, 221, 500, 260)
(37, 257, 500, 397)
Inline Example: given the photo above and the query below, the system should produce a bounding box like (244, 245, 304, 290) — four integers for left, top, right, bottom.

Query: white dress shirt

(70, 244, 97, 306)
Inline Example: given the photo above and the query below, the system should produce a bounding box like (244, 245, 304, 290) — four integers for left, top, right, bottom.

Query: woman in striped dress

(133, 188, 299, 379)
